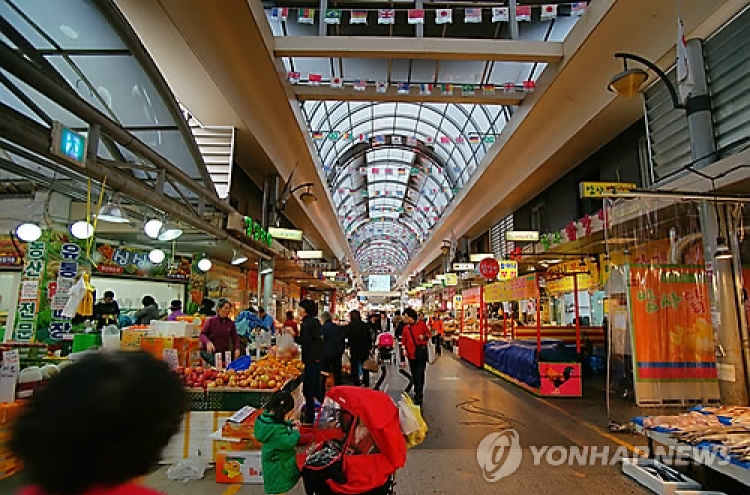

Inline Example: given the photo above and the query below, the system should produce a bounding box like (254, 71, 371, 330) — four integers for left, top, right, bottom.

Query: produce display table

(187, 376, 303, 411)
(633, 416, 750, 486)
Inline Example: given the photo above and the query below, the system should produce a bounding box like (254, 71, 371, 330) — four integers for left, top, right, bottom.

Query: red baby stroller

(298, 386, 407, 495)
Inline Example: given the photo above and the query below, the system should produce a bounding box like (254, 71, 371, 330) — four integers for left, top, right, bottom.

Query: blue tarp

(484, 339, 579, 389)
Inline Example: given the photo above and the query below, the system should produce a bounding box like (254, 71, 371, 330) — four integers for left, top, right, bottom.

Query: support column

(508, 0, 519, 40)
(260, 175, 279, 312)
(686, 39, 748, 404)
(415, 0, 424, 37)
(318, 0, 328, 37)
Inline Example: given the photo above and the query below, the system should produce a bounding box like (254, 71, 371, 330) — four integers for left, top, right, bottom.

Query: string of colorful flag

(289, 75, 536, 94)
(270, 3, 587, 25)
(311, 131, 497, 145)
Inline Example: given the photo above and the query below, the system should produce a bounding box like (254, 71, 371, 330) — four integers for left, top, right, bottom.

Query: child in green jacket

(254, 391, 301, 494)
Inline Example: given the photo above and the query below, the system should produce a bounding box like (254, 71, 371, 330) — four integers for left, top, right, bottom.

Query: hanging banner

(546, 259, 598, 293)
(628, 265, 717, 381)
(484, 274, 539, 303)
(0, 235, 24, 267)
(93, 243, 192, 281)
(462, 287, 482, 305)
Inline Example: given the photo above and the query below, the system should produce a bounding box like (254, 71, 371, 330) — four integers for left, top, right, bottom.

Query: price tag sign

(0, 350, 20, 403)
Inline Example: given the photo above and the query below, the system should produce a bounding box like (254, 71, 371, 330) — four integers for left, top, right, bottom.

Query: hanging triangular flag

(353, 79, 367, 91)
(298, 8, 316, 24)
(308, 73, 322, 85)
(397, 83, 410, 95)
(408, 9, 425, 24)
(441, 83, 454, 95)
(350, 10, 368, 24)
(419, 83, 433, 95)
(571, 2, 588, 16)
(288, 71, 301, 84)
(271, 7, 289, 21)
(435, 8, 453, 24)
(330, 77, 343, 88)
(376, 81, 388, 93)
(324, 9, 342, 24)
(483, 85, 496, 95)
(378, 9, 395, 25)
(515, 5, 532, 22)
(523, 80, 536, 92)
(462, 84, 475, 96)
(540, 4, 557, 21)
(464, 7, 482, 23)
(492, 7, 509, 22)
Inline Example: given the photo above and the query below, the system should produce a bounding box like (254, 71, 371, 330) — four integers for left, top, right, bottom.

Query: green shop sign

(244, 217, 273, 247)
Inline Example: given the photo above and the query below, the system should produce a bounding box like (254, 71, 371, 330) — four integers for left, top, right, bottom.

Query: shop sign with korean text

(462, 287, 482, 305)
(484, 274, 539, 303)
(497, 260, 518, 280)
(546, 259, 598, 293)
(93, 243, 192, 281)
(478, 258, 499, 279)
(579, 181, 636, 198)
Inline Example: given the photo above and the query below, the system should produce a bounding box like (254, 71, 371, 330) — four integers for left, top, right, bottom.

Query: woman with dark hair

(295, 299, 324, 424)
(402, 307, 431, 406)
(198, 298, 216, 316)
(199, 299, 240, 365)
(345, 309, 373, 387)
(135, 295, 159, 325)
(11, 351, 185, 495)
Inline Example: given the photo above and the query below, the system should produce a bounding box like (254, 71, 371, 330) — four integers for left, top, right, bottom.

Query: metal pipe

(0, 104, 270, 261)
(509, 0, 519, 39)
(0, 40, 229, 212)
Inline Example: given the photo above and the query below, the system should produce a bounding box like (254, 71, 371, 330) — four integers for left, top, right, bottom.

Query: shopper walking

(134, 295, 159, 325)
(346, 310, 373, 387)
(320, 311, 345, 386)
(430, 314, 444, 356)
(11, 351, 185, 495)
(199, 299, 241, 365)
(254, 391, 301, 495)
(295, 299, 325, 424)
(402, 308, 431, 406)
(167, 300, 185, 321)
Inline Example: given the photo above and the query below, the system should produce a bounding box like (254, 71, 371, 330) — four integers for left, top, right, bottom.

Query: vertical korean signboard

(15, 241, 46, 341)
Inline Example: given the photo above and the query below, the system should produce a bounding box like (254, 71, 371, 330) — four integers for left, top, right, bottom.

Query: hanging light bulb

(69, 221, 94, 240)
(148, 249, 166, 264)
(15, 223, 42, 242)
(197, 255, 212, 272)
(144, 219, 163, 239)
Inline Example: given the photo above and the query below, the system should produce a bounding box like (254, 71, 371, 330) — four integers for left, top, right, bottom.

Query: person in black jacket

(320, 311, 344, 386)
(345, 310, 373, 387)
(295, 299, 325, 424)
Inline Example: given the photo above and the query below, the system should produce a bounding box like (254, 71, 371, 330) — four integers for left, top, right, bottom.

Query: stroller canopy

(326, 386, 407, 470)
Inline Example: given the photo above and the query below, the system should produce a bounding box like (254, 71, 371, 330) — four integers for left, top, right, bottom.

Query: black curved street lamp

(608, 52, 684, 110)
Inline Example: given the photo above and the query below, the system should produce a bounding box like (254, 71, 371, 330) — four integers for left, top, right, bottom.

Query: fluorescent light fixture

(268, 227, 303, 241)
(157, 221, 183, 242)
(70, 221, 94, 240)
(148, 249, 166, 264)
(431, 279, 441, 285)
(323, 271, 338, 277)
(197, 256, 212, 272)
(96, 195, 130, 223)
(231, 250, 248, 265)
(469, 253, 494, 262)
(15, 223, 42, 242)
(453, 262, 474, 271)
(546, 259, 562, 264)
(260, 267, 273, 275)
(436, 274, 446, 280)
(144, 219, 163, 239)
(505, 231, 540, 242)
(715, 238, 733, 260)
(297, 250, 323, 259)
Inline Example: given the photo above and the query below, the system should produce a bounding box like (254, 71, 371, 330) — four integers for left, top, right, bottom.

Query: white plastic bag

(277, 332, 295, 352)
(342, 352, 351, 368)
(167, 457, 211, 482)
(398, 395, 420, 435)
(427, 340, 437, 364)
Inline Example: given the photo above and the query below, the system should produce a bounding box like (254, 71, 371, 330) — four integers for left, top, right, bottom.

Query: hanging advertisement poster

(628, 265, 717, 381)
(0, 235, 24, 267)
(93, 243, 192, 281)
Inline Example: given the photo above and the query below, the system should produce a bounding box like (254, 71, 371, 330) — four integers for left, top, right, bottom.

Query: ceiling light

(197, 255, 212, 272)
(715, 238, 733, 260)
(15, 223, 42, 242)
(260, 267, 273, 275)
(608, 68, 649, 98)
(300, 191, 317, 206)
(148, 248, 166, 264)
(144, 218, 163, 239)
(231, 250, 248, 265)
(70, 221, 94, 240)
(96, 194, 130, 223)
(157, 221, 183, 241)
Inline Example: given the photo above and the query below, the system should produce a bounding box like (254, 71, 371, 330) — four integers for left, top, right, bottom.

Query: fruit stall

(458, 286, 486, 367)
(483, 273, 583, 397)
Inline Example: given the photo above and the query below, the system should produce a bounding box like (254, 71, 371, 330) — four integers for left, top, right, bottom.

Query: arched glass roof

(302, 101, 510, 274)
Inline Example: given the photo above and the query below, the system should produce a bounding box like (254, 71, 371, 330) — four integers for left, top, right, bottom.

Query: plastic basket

(185, 389, 207, 411)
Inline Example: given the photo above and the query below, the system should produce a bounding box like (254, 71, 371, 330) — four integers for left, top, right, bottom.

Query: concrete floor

(4, 354, 745, 494)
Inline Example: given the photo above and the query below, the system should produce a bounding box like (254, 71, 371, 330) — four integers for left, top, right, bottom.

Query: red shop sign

(478, 258, 499, 279)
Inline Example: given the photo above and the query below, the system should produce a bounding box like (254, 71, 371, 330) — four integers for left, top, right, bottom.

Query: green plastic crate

(72, 334, 101, 353)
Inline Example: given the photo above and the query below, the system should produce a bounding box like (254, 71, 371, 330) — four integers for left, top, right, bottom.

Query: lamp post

(608, 44, 749, 404)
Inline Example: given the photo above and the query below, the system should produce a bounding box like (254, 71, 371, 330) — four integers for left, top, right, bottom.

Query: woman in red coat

(402, 308, 431, 406)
